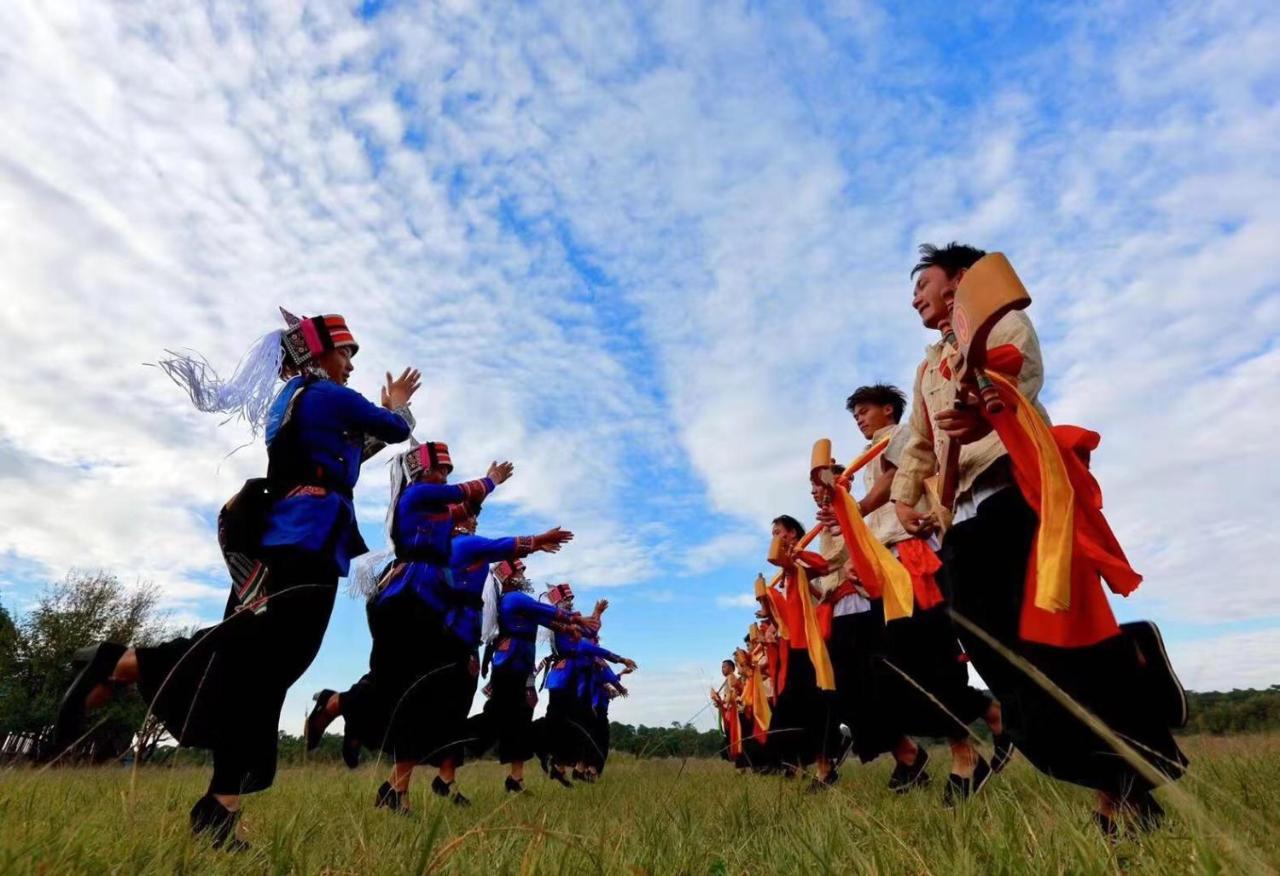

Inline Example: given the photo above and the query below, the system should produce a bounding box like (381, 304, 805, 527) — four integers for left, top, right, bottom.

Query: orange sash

(980, 356, 1138, 648)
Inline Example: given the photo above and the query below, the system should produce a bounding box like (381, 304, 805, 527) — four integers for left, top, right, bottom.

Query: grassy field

(2, 734, 1278, 874)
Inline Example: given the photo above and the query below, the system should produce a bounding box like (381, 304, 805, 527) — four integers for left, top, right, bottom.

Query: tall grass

(1, 734, 1277, 874)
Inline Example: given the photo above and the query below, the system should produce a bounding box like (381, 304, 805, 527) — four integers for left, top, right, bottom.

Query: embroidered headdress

(157, 307, 358, 435)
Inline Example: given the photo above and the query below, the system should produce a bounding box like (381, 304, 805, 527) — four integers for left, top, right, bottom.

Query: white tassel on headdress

(347, 442, 417, 601)
(537, 586, 558, 650)
(156, 330, 286, 436)
(481, 571, 502, 645)
(348, 547, 394, 600)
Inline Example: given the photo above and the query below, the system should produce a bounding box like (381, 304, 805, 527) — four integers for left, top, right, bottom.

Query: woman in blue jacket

(54, 309, 418, 850)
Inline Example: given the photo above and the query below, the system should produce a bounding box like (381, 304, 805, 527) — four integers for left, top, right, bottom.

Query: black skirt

(134, 547, 338, 795)
(340, 591, 478, 766)
(883, 603, 991, 741)
(542, 686, 595, 766)
(477, 667, 537, 764)
(585, 704, 611, 773)
(766, 646, 840, 768)
(941, 485, 1188, 796)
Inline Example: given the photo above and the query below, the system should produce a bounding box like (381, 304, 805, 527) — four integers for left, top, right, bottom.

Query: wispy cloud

(1, 0, 1277, 730)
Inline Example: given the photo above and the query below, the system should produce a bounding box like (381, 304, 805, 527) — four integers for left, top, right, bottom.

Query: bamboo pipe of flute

(762, 434, 892, 589)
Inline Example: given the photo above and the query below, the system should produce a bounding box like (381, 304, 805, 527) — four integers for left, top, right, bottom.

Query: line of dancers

(50, 307, 635, 849)
(710, 243, 1189, 838)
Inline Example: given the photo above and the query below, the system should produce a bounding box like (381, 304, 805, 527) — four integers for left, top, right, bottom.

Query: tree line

(2, 572, 1278, 765)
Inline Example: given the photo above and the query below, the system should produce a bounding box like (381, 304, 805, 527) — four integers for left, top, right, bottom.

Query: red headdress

(279, 307, 359, 366)
(546, 583, 575, 606)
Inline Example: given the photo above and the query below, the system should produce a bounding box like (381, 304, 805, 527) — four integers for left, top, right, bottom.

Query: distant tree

(0, 571, 171, 763)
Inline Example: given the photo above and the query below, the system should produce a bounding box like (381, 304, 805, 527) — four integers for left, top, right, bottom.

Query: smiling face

(316, 346, 355, 385)
(911, 264, 957, 331)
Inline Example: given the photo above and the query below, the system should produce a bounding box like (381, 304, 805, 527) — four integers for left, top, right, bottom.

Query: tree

(0, 571, 171, 763)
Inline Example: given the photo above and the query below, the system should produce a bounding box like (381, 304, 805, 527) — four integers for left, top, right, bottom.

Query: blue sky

(1, 0, 1278, 731)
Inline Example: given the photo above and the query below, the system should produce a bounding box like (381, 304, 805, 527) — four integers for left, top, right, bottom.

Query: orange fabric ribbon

(748, 670, 771, 744)
(894, 538, 946, 612)
(768, 545, 837, 692)
(979, 363, 1140, 648)
(828, 484, 916, 621)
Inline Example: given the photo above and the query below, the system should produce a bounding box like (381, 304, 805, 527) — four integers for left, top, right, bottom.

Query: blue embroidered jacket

(374, 477, 495, 611)
(546, 629, 618, 693)
(492, 591, 565, 677)
(261, 376, 411, 575)
(591, 663, 623, 712)
(442, 534, 535, 648)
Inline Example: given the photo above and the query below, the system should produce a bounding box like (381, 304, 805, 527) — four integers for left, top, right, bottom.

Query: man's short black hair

(771, 515, 806, 539)
(845, 384, 908, 424)
(911, 242, 986, 278)
(723, 658, 735, 668)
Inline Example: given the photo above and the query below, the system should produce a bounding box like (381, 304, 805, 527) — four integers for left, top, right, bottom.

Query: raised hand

(815, 504, 840, 534)
(381, 368, 422, 410)
(535, 527, 574, 553)
(593, 598, 609, 617)
(487, 460, 515, 485)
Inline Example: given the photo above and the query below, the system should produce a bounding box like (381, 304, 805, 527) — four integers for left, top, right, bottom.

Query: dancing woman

(54, 310, 418, 849)
(474, 560, 596, 793)
(539, 586, 636, 786)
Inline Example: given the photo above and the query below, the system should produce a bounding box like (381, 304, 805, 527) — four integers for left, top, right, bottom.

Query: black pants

(942, 486, 1187, 796)
(479, 668, 537, 764)
(766, 647, 840, 769)
(884, 603, 991, 741)
(341, 591, 478, 766)
(828, 606, 902, 763)
(135, 547, 337, 795)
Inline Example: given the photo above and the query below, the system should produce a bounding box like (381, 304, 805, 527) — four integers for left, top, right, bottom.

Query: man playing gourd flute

(890, 242, 1186, 833)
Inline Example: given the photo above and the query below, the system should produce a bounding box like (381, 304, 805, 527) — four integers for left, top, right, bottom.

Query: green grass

(2, 735, 1278, 874)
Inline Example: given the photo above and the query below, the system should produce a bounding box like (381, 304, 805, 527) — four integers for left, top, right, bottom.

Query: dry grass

(1, 734, 1277, 874)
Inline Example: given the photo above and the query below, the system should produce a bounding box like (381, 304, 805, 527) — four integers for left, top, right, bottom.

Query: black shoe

(943, 755, 992, 807)
(430, 776, 470, 806)
(505, 776, 527, 794)
(304, 689, 336, 752)
(53, 642, 128, 756)
(375, 781, 410, 815)
(548, 766, 573, 789)
(888, 747, 931, 794)
(190, 794, 250, 851)
(806, 768, 839, 793)
(991, 733, 1015, 773)
(1093, 811, 1120, 842)
(341, 723, 361, 770)
(1127, 791, 1165, 833)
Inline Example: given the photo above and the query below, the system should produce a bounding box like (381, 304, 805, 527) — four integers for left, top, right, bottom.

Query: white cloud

(715, 594, 759, 610)
(1, 0, 1277, 739)
(1172, 630, 1280, 693)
